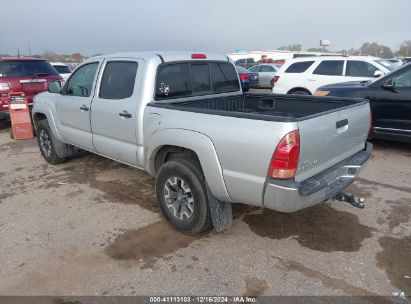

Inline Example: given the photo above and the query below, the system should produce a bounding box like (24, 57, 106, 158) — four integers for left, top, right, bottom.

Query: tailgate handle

(336, 119, 348, 129)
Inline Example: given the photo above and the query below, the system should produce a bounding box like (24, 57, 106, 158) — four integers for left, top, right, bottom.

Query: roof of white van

(89, 51, 230, 63)
(288, 55, 381, 62)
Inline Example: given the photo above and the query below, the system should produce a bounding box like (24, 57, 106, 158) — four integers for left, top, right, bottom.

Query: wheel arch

(287, 87, 312, 95)
(146, 129, 231, 202)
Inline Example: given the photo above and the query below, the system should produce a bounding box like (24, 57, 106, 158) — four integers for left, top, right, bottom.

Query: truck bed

(149, 93, 368, 122)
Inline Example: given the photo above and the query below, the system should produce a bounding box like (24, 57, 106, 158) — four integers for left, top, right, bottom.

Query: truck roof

(0, 57, 46, 62)
(88, 51, 230, 63)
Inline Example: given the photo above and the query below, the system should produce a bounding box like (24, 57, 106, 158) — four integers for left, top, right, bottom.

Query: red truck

(0, 57, 62, 120)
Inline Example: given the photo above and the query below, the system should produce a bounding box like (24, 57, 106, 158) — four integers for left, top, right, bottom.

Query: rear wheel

(155, 159, 212, 234)
(36, 120, 66, 165)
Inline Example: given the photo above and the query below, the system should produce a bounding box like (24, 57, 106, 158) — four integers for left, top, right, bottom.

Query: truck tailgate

(295, 101, 370, 182)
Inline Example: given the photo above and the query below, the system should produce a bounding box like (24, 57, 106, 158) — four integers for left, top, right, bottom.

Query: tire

(36, 120, 66, 165)
(289, 89, 310, 95)
(155, 159, 212, 234)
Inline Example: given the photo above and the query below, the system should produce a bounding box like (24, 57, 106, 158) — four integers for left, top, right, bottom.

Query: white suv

(272, 56, 395, 95)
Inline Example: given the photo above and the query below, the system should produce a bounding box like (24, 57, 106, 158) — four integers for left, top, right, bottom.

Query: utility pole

(27, 41, 32, 56)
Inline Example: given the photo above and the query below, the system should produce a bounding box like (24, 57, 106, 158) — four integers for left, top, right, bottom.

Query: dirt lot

(0, 123, 410, 298)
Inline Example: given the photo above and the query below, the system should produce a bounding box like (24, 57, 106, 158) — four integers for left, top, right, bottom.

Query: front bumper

(263, 142, 373, 213)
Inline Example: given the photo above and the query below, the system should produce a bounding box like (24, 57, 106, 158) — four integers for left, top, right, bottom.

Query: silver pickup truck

(32, 51, 372, 234)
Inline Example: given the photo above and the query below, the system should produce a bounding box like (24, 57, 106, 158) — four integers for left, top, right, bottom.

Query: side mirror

(48, 81, 62, 93)
(381, 79, 396, 91)
(374, 70, 383, 78)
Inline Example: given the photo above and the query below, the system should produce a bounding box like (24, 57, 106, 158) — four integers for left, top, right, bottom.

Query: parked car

(32, 51, 372, 234)
(272, 56, 395, 95)
(235, 57, 256, 69)
(236, 66, 259, 91)
(51, 62, 72, 80)
(387, 58, 403, 68)
(248, 64, 280, 88)
(315, 63, 411, 143)
(0, 57, 62, 119)
(403, 57, 411, 64)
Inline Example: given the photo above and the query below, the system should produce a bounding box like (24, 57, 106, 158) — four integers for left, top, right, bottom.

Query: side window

(210, 62, 240, 93)
(393, 70, 411, 87)
(191, 64, 212, 95)
(285, 61, 314, 73)
(65, 62, 99, 97)
(248, 66, 261, 72)
(313, 60, 344, 76)
(261, 65, 275, 72)
(155, 63, 192, 99)
(99, 61, 138, 99)
(236, 59, 245, 64)
(247, 58, 255, 63)
(346, 61, 378, 77)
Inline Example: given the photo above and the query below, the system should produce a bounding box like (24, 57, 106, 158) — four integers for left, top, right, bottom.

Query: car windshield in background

(0, 61, 59, 77)
(53, 65, 71, 74)
(375, 59, 397, 71)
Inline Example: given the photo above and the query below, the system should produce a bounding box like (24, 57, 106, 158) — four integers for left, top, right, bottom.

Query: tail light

(267, 130, 300, 179)
(0, 83, 10, 91)
(239, 74, 249, 80)
(271, 76, 280, 86)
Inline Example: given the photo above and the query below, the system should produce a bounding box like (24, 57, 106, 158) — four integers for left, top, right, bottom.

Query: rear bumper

(263, 142, 373, 212)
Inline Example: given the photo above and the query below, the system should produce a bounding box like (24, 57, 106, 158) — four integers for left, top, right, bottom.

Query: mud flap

(206, 186, 233, 232)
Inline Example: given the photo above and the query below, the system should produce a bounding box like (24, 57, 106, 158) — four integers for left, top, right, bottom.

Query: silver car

(248, 64, 279, 88)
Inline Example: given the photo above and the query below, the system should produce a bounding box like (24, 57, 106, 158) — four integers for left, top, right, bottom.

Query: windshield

(0, 60, 59, 77)
(375, 59, 397, 72)
(53, 65, 71, 74)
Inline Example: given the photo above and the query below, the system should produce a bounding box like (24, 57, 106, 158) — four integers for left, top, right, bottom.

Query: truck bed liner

(149, 93, 367, 122)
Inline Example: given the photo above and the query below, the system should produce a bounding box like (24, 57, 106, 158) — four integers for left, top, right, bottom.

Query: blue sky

(1, 0, 410, 56)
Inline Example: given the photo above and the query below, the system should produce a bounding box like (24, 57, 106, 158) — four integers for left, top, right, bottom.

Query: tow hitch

(335, 192, 365, 209)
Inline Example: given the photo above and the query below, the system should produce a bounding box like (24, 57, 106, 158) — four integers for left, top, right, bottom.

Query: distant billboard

(320, 40, 331, 47)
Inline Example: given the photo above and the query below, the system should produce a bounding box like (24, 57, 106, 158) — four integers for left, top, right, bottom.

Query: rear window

(155, 62, 239, 99)
(285, 61, 314, 73)
(0, 60, 59, 77)
(53, 65, 71, 74)
(210, 63, 239, 93)
(313, 60, 344, 76)
(155, 63, 192, 99)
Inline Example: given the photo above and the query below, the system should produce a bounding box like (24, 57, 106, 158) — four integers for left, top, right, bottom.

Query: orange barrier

(9, 92, 34, 140)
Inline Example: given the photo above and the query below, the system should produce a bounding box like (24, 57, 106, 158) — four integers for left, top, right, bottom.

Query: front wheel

(155, 159, 212, 234)
(36, 120, 66, 165)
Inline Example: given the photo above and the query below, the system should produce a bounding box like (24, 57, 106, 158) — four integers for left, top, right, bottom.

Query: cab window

(64, 62, 99, 97)
(99, 61, 138, 99)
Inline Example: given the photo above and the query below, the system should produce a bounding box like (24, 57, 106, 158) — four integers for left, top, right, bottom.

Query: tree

(71, 52, 84, 62)
(42, 50, 57, 61)
(278, 44, 302, 52)
(396, 40, 411, 57)
(307, 47, 330, 53)
(359, 42, 393, 59)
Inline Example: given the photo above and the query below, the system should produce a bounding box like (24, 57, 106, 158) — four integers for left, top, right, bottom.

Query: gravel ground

(0, 122, 410, 299)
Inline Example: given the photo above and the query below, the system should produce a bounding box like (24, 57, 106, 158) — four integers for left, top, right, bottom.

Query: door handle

(119, 111, 132, 118)
(336, 119, 348, 129)
(80, 105, 89, 111)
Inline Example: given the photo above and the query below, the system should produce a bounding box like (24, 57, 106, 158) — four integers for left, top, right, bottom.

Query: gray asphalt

(0, 124, 410, 298)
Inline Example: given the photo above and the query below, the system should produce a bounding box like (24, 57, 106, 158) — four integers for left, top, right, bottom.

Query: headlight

(314, 90, 330, 96)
